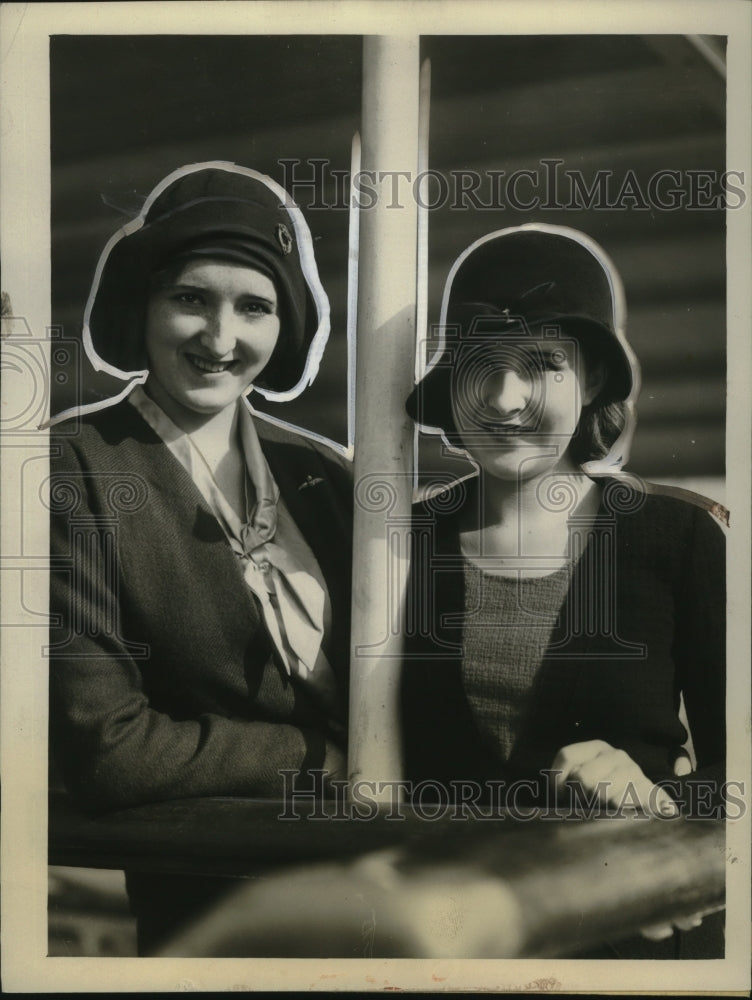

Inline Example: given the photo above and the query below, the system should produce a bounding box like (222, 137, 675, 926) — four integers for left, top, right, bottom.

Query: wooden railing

(49, 792, 725, 958)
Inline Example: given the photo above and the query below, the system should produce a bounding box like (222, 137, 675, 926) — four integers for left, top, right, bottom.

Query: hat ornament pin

(276, 223, 293, 255)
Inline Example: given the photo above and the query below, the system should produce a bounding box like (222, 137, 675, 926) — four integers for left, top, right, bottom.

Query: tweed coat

(49, 396, 352, 813)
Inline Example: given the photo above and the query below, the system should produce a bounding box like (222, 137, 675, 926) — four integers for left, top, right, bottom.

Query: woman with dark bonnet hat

(49, 162, 351, 952)
(402, 224, 726, 958)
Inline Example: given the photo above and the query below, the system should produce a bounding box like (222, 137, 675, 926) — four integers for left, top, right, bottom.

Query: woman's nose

(483, 368, 530, 418)
(199, 306, 237, 357)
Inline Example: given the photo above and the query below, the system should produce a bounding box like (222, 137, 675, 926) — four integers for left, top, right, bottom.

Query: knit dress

(401, 475, 726, 809)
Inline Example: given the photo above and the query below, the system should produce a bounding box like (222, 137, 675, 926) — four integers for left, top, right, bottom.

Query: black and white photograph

(1, 1, 750, 993)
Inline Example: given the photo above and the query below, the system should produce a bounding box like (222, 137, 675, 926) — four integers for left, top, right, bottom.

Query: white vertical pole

(414, 58, 432, 494)
(348, 37, 421, 797)
(345, 131, 361, 458)
(415, 58, 432, 385)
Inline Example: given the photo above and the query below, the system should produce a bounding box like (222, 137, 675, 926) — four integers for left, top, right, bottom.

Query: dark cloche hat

(84, 162, 330, 400)
(407, 224, 639, 433)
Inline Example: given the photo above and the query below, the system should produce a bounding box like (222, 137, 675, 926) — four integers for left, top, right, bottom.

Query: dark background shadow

(51, 34, 726, 482)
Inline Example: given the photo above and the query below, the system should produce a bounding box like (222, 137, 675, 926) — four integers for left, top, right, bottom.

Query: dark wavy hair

(565, 325, 629, 464)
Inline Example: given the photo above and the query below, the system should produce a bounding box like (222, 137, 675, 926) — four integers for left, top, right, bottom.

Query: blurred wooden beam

(153, 811, 725, 958)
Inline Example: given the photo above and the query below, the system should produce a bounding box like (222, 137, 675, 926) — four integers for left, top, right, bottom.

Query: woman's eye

(173, 292, 203, 306)
(241, 300, 273, 316)
(539, 352, 567, 372)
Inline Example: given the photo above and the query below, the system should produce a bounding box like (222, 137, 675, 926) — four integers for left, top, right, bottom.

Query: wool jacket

(49, 397, 352, 813)
(401, 476, 726, 811)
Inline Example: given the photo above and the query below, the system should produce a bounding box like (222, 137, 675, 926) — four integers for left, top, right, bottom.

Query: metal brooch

(298, 475, 324, 491)
(276, 223, 293, 255)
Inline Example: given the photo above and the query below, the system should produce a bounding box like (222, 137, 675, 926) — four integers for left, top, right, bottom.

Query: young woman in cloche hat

(49, 162, 351, 952)
(402, 223, 726, 958)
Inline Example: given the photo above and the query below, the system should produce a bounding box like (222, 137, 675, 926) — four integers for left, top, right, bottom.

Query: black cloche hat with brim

(84, 162, 330, 400)
(407, 224, 639, 434)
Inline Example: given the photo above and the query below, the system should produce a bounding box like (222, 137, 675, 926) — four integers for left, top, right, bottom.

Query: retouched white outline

(416, 221, 641, 476)
(45, 159, 352, 458)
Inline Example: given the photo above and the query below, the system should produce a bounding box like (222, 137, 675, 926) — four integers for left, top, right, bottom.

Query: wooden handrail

(48, 791, 422, 875)
(48, 792, 724, 957)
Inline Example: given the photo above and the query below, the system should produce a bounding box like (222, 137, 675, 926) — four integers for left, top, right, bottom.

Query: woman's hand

(640, 913, 703, 940)
(637, 748, 708, 942)
(550, 740, 679, 817)
(551, 741, 711, 942)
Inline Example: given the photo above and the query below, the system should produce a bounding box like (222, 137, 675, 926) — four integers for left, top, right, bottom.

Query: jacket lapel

(255, 419, 352, 689)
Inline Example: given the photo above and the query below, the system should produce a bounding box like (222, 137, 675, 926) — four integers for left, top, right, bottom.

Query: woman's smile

(144, 258, 281, 429)
(185, 353, 237, 374)
(450, 334, 596, 481)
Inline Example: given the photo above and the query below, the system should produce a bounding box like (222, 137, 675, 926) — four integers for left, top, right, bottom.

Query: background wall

(51, 35, 361, 441)
(51, 33, 726, 487)
(420, 35, 726, 491)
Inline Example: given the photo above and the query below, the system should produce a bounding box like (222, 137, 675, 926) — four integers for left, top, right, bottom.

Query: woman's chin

(477, 452, 577, 485)
(145, 382, 247, 431)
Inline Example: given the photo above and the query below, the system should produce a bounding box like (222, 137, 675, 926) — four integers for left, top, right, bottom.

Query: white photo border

(1, 1, 750, 993)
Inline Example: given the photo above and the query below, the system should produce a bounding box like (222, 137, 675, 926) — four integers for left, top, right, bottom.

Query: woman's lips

(185, 353, 237, 375)
(475, 422, 535, 435)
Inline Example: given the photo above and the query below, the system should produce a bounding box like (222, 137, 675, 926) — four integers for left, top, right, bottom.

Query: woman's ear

(582, 361, 606, 406)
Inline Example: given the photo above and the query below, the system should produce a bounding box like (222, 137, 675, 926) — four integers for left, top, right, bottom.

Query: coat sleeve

(671, 505, 726, 807)
(49, 436, 332, 814)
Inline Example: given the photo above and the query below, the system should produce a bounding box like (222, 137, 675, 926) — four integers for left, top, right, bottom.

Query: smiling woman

(48, 163, 352, 954)
(145, 260, 282, 424)
(401, 225, 727, 957)
(447, 334, 596, 485)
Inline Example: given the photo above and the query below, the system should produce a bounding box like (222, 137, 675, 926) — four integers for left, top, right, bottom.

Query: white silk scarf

(129, 387, 340, 713)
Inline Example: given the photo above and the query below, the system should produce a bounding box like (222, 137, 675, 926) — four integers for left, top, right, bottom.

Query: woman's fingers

(640, 922, 675, 941)
(639, 912, 704, 940)
(551, 741, 678, 816)
(550, 740, 609, 786)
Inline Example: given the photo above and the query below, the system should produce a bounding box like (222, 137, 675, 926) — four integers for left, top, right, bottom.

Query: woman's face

(449, 331, 599, 483)
(144, 259, 281, 429)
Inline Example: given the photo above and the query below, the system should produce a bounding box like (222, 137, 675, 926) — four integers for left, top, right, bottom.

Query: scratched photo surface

(48, 30, 728, 958)
(1, 7, 749, 994)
